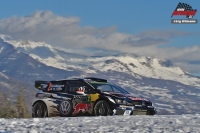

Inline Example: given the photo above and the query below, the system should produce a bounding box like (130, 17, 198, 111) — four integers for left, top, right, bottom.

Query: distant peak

(0, 34, 12, 41)
(6, 39, 52, 49)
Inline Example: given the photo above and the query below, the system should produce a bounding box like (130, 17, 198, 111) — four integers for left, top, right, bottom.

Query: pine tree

(0, 90, 18, 118)
(16, 94, 30, 118)
(0, 102, 17, 118)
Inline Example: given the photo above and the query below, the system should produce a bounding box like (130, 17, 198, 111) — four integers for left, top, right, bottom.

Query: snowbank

(0, 115, 200, 132)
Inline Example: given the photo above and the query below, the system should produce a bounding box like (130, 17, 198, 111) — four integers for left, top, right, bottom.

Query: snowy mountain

(6, 39, 200, 87)
(1, 37, 200, 115)
(0, 38, 82, 82)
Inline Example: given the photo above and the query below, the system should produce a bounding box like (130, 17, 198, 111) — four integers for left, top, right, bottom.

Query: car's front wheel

(94, 100, 111, 116)
(32, 102, 47, 118)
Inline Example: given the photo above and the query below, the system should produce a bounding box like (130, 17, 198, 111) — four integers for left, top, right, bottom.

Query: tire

(59, 100, 73, 117)
(32, 102, 48, 118)
(94, 100, 111, 116)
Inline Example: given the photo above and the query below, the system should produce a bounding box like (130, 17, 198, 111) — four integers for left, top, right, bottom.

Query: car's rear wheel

(94, 100, 111, 116)
(32, 102, 47, 118)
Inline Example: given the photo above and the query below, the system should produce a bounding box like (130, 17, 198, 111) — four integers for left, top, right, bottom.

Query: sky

(0, 0, 200, 76)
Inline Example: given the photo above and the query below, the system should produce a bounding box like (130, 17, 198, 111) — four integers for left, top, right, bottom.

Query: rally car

(32, 77, 156, 117)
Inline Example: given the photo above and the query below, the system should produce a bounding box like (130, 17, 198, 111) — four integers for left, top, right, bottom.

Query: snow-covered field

(1, 115, 200, 133)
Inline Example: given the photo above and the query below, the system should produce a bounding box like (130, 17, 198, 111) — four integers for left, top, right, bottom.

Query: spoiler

(83, 77, 107, 82)
(35, 80, 50, 90)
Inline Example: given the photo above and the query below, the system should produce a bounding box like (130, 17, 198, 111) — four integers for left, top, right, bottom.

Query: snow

(0, 72, 9, 79)
(0, 46, 4, 53)
(0, 115, 200, 132)
(7, 40, 53, 50)
(0, 82, 12, 88)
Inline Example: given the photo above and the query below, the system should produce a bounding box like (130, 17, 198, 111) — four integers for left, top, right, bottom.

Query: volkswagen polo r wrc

(32, 77, 156, 117)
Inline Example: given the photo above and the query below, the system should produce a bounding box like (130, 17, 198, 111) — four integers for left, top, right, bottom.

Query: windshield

(89, 82, 129, 94)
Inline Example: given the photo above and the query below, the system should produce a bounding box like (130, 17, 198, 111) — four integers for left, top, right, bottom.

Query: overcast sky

(0, 0, 199, 76)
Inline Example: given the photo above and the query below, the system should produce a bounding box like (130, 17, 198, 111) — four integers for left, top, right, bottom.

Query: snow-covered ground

(1, 115, 200, 132)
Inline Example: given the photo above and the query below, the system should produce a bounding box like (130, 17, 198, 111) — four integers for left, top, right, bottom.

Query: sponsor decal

(43, 94, 52, 98)
(47, 82, 52, 91)
(36, 93, 52, 98)
(89, 93, 100, 102)
(87, 95, 91, 102)
(41, 82, 65, 92)
(77, 86, 85, 92)
(49, 84, 64, 91)
(59, 101, 72, 115)
(37, 82, 65, 91)
(39, 83, 48, 90)
(72, 103, 92, 115)
(73, 95, 90, 102)
(171, 2, 198, 24)
(51, 85, 64, 91)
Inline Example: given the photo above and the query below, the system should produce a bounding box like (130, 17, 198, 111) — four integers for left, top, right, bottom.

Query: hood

(102, 92, 150, 101)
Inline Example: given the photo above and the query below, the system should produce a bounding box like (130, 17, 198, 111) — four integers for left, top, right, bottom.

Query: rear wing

(35, 80, 49, 90)
(83, 77, 107, 82)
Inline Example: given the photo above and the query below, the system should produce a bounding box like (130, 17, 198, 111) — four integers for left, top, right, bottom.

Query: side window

(46, 81, 66, 93)
(111, 85, 121, 93)
(67, 81, 91, 93)
(111, 85, 128, 94)
(96, 85, 113, 92)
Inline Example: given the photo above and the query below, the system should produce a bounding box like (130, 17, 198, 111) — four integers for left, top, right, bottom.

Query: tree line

(0, 90, 30, 118)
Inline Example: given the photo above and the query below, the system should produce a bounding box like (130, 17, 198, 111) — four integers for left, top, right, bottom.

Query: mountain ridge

(4, 38, 200, 87)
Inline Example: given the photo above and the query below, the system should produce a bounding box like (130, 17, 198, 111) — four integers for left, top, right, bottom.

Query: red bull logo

(72, 103, 92, 115)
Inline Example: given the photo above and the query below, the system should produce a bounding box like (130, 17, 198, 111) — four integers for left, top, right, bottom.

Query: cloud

(1, 11, 197, 49)
(174, 62, 200, 75)
(0, 11, 116, 48)
(136, 29, 198, 39)
(121, 37, 168, 47)
(0, 11, 200, 75)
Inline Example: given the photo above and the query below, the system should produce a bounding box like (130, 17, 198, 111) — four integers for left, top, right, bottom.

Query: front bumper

(113, 105, 156, 115)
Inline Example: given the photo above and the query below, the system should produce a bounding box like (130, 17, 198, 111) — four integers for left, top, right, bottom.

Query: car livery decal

(72, 103, 92, 116)
(60, 100, 72, 115)
(73, 95, 90, 102)
(89, 93, 100, 102)
(47, 82, 52, 92)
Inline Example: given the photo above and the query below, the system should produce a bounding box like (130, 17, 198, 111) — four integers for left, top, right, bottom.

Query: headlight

(107, 97, 116, 103)
(115, 99, 123, 104)
(115, 99, 133, 105)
